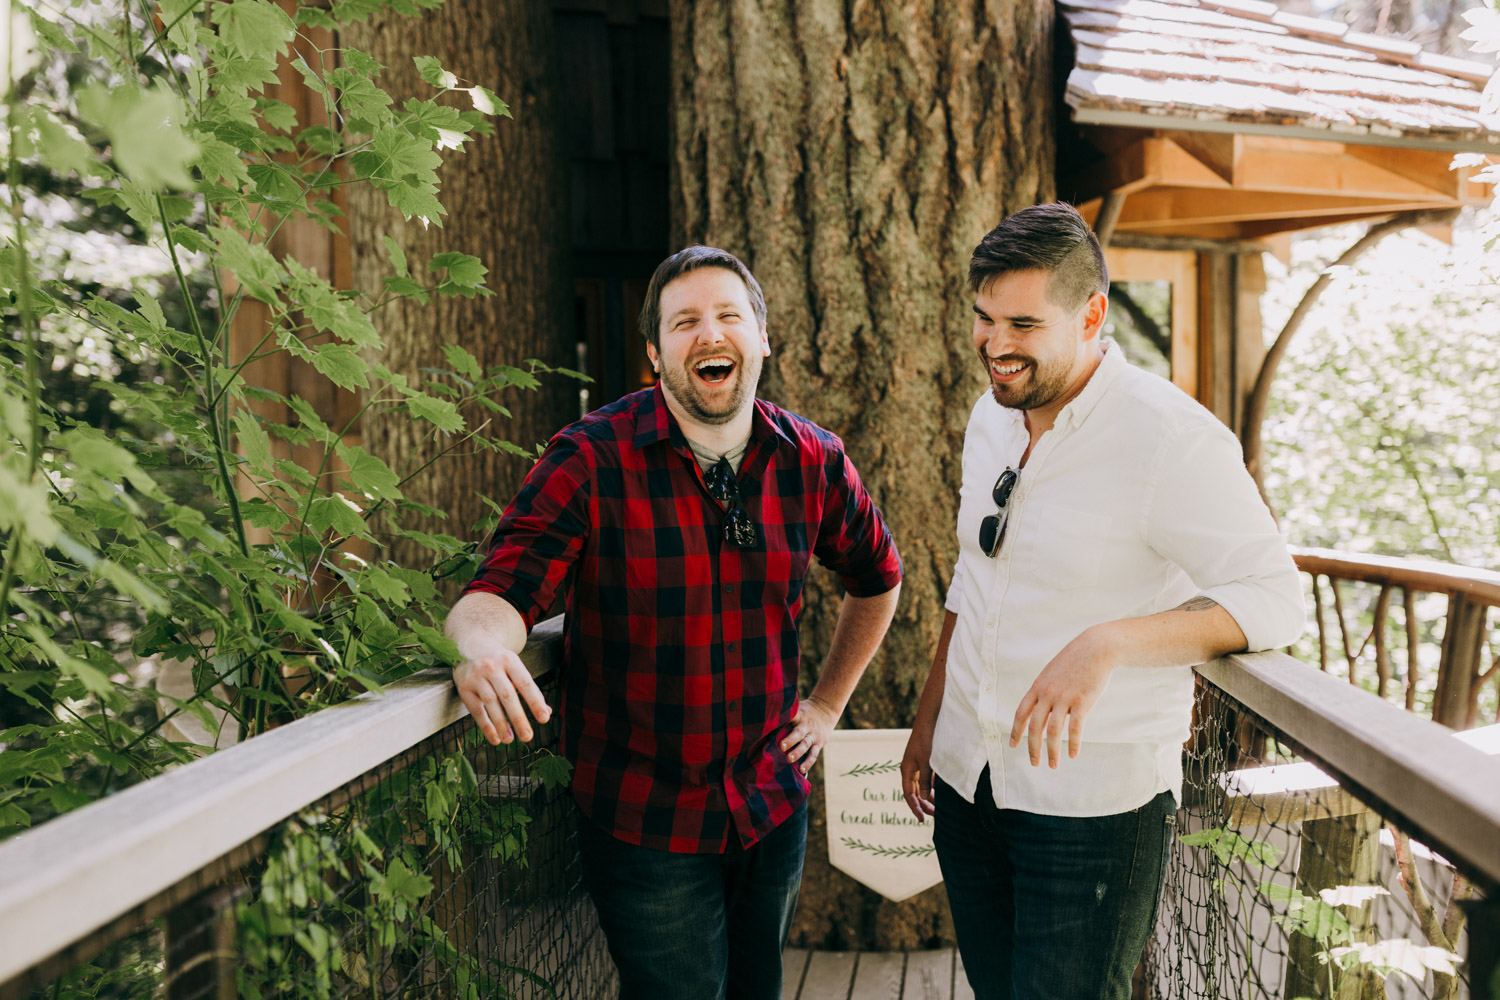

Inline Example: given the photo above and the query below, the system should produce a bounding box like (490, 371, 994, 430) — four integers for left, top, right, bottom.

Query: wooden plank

(1117, 188, 1449, 230)
(954, 949, 976, 1000)
(849, 951, 904, 999)
(799, 951, 857, 1000)
(1291, 548, 1500, 606)
(1196, 650, 1500, 890)
(901, 950, 953, 1000)
(782, 947, 809, 1000)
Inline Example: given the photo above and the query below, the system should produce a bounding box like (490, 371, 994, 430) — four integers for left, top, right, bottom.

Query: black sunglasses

(979, 468, 1019, 557)
(705, 457, 759, 549)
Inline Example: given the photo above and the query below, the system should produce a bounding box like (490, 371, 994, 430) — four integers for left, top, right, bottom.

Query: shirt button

(725, 583, 734, 593)
(727, 642, 736, 652)
(984, 683, 993, 693)
(986, 617, 997, 628)
(728, 700, 739, 711)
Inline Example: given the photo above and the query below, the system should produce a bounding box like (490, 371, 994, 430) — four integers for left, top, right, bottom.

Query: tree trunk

(343, 1, 573, 578)
(670, 0, 1055, 948)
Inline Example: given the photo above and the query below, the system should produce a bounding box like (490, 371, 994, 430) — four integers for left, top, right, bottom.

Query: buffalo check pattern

(464, 385, 902, 854)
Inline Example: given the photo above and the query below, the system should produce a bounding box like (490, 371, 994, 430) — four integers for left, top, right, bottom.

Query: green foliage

(1182, 829, 1462, 994)
(3, 1, 580, 994)
(0, 0, 579, 840)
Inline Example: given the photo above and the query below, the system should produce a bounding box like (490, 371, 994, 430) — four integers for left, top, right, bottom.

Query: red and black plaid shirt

(463, 386, 902, 854)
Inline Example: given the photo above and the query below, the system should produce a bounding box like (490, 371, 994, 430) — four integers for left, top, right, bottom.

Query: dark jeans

(575, 803, 807, 1000)
(933, 770, 1175, 1000)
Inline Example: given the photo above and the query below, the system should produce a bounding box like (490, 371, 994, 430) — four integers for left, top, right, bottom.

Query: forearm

(913, 610, 956, 730)
(1092, 597, 1248, 670)
(807, 584, 901, 715)
(446, 591, 529, 659)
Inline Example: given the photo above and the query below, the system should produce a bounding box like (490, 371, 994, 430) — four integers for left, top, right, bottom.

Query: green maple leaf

(80, 84, 200, 190)
(404, 392, 463, 432)
(193, 136, 252, 189)
(413, 55, 458, 89)
(441, 344, 482, 379)
(429, 251, 486, 289)
(354, 566, 411, 606)
(307, 494, 366, 537)
(213, 0, 295, 61)
(309, 344, 370, 390)
(529, 753, 573, 791)
(209, 226, 284, 303)
(336, 444, 404, 501)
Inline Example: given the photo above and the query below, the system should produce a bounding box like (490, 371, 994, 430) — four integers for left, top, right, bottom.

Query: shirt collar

(1054, 340, 1126, 432)
(633, 384, 795, 453)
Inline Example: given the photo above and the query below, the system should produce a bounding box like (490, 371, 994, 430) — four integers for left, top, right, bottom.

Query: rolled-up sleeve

(1146, 425, 1304, 652)
(462, 433, 592, 631)
(813, 450, 903, 597)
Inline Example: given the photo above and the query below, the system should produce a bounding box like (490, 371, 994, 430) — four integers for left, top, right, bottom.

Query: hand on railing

(453, 645, 553, 745)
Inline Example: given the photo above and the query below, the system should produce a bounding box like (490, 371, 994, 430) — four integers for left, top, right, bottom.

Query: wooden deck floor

(782, 948, 974, 1000)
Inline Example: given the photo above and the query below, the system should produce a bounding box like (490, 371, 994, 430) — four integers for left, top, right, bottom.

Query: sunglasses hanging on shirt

(706, 456, 760, 549)
(979, 468, 1020, 557)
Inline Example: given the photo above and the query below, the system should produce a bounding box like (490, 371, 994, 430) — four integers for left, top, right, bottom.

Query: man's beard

(661, 349, 762, 425)
(983, 351, 1071, 411)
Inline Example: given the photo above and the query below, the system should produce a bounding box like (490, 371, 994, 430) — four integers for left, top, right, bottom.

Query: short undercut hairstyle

(968, 202, 1108, 311)
(638, 245, 767, 350)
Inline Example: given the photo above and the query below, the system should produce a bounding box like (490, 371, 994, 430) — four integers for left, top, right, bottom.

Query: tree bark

(342, 1, 573, 577)
(671, 0, 1055, 948)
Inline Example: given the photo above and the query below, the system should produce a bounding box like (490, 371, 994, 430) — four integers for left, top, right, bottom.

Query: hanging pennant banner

(823, 729, 943, 902)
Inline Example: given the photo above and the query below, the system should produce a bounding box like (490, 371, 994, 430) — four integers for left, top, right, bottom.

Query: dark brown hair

(969, 202, 1108, 310)
(638, 246, 767, 349)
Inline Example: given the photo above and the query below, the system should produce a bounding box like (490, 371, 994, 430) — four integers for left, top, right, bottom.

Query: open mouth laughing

(988, 356, 1032, 384)
(693, 354, 738, 385)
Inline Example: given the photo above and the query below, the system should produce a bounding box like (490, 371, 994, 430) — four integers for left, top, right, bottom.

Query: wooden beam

(1117, 188, 1455, 230)
(1059, 137, 1156, 207)
(1233, 143, 1460, 200)
(1342, 144, 1465, 199)
(1094, 191, 1125, 246)
(1108, 232, 1275, 256)
(1162, 129, 1239, 185)
(1063, 136, 1233, 207)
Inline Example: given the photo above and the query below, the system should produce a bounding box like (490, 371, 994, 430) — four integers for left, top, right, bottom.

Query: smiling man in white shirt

(899, 203, 1304, 1000)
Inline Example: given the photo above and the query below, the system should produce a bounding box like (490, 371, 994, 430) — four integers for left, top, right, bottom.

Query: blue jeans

(575, 803, 807, 1000)
(933, 770, 1175, 1000)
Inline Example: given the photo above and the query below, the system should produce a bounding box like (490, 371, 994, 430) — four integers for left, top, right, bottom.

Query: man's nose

(980, 327, 1011, 358)
(697, 319, 728, 344)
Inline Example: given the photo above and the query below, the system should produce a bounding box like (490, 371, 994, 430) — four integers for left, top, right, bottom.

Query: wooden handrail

(1293, 546, 1500, 606)
(0, 618, 565, 988)
(1198, 650, 1500, 891)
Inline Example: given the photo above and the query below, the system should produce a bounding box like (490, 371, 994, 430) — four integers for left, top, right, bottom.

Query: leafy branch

(840, 837, 935, 859)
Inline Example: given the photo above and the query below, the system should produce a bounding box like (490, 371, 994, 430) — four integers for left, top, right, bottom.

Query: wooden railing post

(1435, 594, 1486, 729)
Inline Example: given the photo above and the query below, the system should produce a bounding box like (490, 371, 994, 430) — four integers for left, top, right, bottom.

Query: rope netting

(1148, 679, 1485, 1000)
(12, 669, 615, 1000)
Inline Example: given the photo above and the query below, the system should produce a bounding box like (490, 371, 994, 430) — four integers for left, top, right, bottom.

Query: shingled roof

(1061, 0, 1500, 153)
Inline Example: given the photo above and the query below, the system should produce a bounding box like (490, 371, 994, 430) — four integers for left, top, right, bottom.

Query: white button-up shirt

(931, 344, 1304, 816)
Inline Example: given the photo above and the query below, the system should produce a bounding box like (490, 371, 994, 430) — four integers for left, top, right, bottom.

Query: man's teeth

(993, 361, 1025, 375)
(695, 357, 734, 371)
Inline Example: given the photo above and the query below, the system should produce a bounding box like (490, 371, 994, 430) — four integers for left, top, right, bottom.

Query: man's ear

(1081, 291, 1108, 341)
(646, 341, 660, 373)
(760, 325, 771, 357)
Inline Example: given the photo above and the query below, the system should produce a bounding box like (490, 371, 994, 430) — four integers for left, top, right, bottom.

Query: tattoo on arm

(1175, 596, 1221, 613)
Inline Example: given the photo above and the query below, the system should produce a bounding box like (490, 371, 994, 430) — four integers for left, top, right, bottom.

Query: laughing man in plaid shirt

(445, 246, 903, 1000)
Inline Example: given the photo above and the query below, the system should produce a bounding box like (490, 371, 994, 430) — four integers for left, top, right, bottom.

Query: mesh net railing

(5, 665, 617, 1000)
(1150, 676, 1490, 1000)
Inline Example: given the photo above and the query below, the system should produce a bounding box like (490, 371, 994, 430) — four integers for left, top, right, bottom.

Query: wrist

(804, 691, 843, 717)
(1080, 623, 1126, 669)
